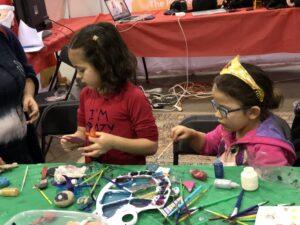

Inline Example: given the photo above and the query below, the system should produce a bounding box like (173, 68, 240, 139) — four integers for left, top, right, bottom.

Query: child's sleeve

(250, 145, 289, 166)
(202, 125, 223, 156)
(128, 89, 158, 142)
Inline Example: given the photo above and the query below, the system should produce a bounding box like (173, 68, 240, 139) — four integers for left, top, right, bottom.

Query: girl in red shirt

(61, 22, 158, 165)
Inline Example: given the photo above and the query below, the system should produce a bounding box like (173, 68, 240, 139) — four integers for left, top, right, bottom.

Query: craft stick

(156, 141, 173, 162)
(90, 167, 107, 194)
(204, 209, 248, 225)
(78, 169, 103, 186)
(20, 166, 29, 192)
(36, 188, 52, 205)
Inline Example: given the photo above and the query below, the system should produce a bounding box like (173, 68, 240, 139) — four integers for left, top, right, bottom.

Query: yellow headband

(220, 56, 264, 102)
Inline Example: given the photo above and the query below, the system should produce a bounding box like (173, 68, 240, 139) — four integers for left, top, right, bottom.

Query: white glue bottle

(214, 179, 240, 189)
(241, 167, 259, 191)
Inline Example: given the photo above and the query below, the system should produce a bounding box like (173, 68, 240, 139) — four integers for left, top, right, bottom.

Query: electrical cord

(49, 18, 75, 33)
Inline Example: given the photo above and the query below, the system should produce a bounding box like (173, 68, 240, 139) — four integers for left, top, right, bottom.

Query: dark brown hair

(69, 22, 137, 94)
(214, 63, 282, 120)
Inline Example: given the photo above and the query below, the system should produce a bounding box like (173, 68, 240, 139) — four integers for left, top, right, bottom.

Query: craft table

(0, 164, 299, 224)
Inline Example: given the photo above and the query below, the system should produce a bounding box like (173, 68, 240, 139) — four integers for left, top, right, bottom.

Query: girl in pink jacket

(172, 56, 296, 166)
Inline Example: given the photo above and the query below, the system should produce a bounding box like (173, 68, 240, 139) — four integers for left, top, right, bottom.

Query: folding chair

(173, 115, 219, 165)
(39, 100, 79, 157)
(35, 45, 77, 113)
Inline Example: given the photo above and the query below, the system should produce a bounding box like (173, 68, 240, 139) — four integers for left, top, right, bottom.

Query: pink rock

(183, 181, 195, 192)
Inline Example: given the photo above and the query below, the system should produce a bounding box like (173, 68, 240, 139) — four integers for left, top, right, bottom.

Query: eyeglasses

(210, 99, 248, 118)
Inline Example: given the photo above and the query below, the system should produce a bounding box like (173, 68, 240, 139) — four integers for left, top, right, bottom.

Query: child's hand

(78, 132, 115, 158)
(171, 125, 194, 142)
(60, 133, 85, 151)
(0, 157, 5, 165)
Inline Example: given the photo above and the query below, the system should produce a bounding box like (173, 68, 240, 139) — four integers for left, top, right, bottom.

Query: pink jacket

(203, 114, 296, 166)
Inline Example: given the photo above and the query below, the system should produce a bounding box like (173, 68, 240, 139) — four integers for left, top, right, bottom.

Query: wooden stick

(156, 141, 173, 162)
(20, 166, 29, 192)
(36, 188, 52, 205)
(90, 167, 108, 194)
(78, 169, 103, 186)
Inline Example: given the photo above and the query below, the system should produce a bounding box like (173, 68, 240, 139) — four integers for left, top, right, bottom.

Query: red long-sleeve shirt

(77, 82, 158, 165)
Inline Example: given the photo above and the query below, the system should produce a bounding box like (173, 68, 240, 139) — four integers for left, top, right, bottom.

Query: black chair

(291, 104, 300, 166)
(35, 45, 77, 114)
(39, 100, 79, 157)
(173, 115, 219, 165)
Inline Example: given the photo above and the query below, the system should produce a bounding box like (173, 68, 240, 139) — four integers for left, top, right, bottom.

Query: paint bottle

(0, 187, 19, 196)
(213, 157, 224, 178)
(241, 167, 259, 191)
(214, 179, 240, 189)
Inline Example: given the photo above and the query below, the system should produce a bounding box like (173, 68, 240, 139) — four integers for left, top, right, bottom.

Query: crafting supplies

(228, 201, 268, 220)
(159, 197, 182, 218)
(0, 162, 18, 173)
(190, 169, 208, 181)
(214, 179, 239, 189)
(0, 177, 10, 188)
(54, 190, 74, 207)
(0, 187, 19, 196)
(168, 185, 205, 217)
(195, 194, 240, 211)
(90, 168, 107, 194)
(255, 206, 300, 225)
(96, 170, 171, 225)
(241, 167, 258, 191)
(20, 165, 29, 192)
(36, 188, 53, 205)
(183, 180, 195, 192)
(204, 209, 248, 225)
(213, 158, 224, 178)
(230, 190, 245, 217)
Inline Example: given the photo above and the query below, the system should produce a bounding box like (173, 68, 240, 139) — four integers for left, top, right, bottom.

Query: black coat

(0, 25, 43, 163)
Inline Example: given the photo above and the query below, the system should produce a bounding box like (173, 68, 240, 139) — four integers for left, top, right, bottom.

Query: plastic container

(214, 179, 240, 189)
(241, 167, 259, 191)
(4, 210, 103, 225)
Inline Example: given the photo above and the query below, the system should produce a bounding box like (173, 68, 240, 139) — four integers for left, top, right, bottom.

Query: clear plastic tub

(4, 210, 103, 225)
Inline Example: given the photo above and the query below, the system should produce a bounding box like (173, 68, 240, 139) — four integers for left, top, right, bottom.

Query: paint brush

(169, 185, 205, 217)
(228, 201, 268, 220)
(230, 190, 244, 217)
(102, 176, 132, 193)
(193, 193, 240, 211)
(204, 209, 248, 225)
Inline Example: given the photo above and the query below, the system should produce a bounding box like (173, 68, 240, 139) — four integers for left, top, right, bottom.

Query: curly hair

(69, 22, 137, 94)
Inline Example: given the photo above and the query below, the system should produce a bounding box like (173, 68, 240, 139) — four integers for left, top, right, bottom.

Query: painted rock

(54, 190, 74, 207)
